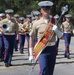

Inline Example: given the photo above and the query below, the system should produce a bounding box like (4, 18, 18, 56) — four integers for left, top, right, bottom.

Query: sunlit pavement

(0, 37, 74, 75)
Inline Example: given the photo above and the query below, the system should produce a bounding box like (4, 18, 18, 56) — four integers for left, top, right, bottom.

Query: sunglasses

(41, 6, 51, 10)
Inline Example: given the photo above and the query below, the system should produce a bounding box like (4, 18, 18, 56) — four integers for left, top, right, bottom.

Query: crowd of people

(0, 8, 41, 67)
(0, 1, 74, 75)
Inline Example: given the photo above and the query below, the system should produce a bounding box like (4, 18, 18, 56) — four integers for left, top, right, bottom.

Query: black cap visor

(41, 6, 51, 10)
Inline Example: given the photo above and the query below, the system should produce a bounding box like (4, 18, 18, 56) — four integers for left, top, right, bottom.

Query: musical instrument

(23, 26, 29, 32)
(18, 23, 28, 33)
(34, 23, 54, 60)
(2, 22, 11, 32)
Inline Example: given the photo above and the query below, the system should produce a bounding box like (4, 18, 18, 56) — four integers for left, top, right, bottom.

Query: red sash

(34, 23, 54, 60)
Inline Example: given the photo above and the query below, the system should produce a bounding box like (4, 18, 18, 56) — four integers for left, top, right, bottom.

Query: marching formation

(0, 1, 74, 75)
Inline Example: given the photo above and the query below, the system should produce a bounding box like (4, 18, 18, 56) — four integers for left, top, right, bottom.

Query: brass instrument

(23, 26, 29, 31)
(19, 25, 29, 33)
(2, 22, 11, 32)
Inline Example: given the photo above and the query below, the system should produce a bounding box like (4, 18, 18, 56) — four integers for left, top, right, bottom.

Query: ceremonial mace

(27, 5, 68, 75)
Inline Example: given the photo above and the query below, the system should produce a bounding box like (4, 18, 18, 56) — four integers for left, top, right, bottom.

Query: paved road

(0, 37, 74, 75)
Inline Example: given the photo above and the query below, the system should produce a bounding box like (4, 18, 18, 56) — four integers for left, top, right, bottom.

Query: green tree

(0, 0, 74, 20)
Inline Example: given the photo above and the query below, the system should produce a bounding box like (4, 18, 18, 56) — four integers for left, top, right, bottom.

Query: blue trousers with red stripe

(4, 35, 15, 65)
(25, 34, 30, 55)
(0, 34, 4, 59)
(64, 33, 71, 55)
(39, 45, 56, 75)
(19, 34, 25, 53)
(55, 38, 60, 55)
(14, 39, 19, 51)
(14, 34, 19, 51)
(34, 35, 37, 46)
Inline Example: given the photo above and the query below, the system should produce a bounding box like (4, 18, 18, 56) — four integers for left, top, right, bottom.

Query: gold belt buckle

(47, 42, 55, 46)
(9, 33, 12, 35)
(9, 33, 15, 35)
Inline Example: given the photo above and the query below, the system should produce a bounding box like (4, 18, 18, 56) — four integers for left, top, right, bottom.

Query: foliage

(0, 0, 74, 19)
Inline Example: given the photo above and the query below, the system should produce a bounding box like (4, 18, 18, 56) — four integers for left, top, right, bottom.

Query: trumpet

(2, 22, 11, 32)
(23, 26, 29, 31)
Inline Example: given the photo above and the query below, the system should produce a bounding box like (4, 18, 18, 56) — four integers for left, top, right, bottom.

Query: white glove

(52, 25, 63, 38)
(29, 48, 34, 62)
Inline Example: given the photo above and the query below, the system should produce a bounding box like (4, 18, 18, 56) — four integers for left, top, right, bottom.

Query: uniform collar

(44, 19, 49, 24)
(41, 17, 51, 24)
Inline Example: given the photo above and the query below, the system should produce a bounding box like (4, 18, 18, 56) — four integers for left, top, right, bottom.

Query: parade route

(0, 37, 74, 75)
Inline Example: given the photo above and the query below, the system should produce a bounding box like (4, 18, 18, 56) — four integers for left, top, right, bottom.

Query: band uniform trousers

(19, 34, 25, 53)
(34, 35, 38, 46)
(4, 35, 15, 65)
(0, 34, 5, 60)
(14, 39, 19, 51)
(39, 45, 56, 75)
(25, 34, 30, 55)
(64, 33, 71, 55)
(14, 33, 19, 51)
(55, 38, 60, 55)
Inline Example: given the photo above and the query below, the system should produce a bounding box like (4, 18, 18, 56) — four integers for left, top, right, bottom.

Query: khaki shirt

(30, 17, 56, 46)
(18, 23, 26, 34)
(0, 20, 3, 34)
(61, 21, 74, 33)
(24, 21, 33, 33)
(32, 20, 38, 24)
(0, 18, 18, 34)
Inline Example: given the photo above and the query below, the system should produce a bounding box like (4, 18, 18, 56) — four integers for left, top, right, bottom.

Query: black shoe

(15, 49, 18, 51)
(0, 58, 4, 62)
(67, 56, 70, 59)
(5, 63, 10, 67)
(64, 54, 67, 58)
(20, 52, 24, 54)
(9, 64, 13, 66)
(64, 53, 70, 59)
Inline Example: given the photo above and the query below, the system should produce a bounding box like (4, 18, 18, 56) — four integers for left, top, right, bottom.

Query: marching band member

(32, 10, 41, 46)
(61, 14, 74, 59)
(18, 17, 26, 54)
(29, 1, 63, 75)
(24, 14, 33, 56)
(14, 14, 19, 51)
(32, 16, 35, 22)
(14, 14, 19, 23)
(0, 9, 18, 67)
(32, 10, 41, 23)
(0, 13, 5, 21)
(0, 13, 5, 62)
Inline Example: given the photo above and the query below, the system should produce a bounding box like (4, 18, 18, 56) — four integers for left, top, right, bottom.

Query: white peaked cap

(0, 13, 5, 17)
(65, 14, 72, 18)
(38, 1, 53, 7)
(54, 14, 59, 19)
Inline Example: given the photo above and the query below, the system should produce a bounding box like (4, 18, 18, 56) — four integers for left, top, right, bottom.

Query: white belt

(0, 32, 2, 34)
(47, 42, 55, 46)
(19, 33, 25, 35)
(64, 32, 71, 33)
(4, 33, 15, 35)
